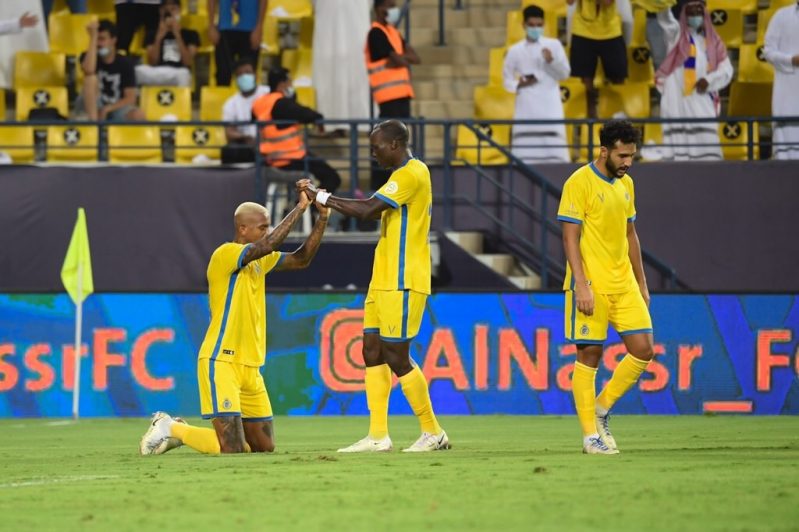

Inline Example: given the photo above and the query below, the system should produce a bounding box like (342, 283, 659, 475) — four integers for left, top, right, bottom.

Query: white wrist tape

(316, 190, 331, 205)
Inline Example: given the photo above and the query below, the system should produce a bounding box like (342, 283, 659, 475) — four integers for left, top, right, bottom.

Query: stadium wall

(1, 293, 797, 417)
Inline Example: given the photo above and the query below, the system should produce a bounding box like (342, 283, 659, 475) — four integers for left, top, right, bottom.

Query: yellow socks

(399, 366, 441, 435)
(366, 364, 392, 439)
(597, 354, 650, 413)
(171, 422, 220, 454)
(572, 362, 598, 437)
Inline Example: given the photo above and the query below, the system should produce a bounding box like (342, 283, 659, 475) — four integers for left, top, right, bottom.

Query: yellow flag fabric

(61, 208, 94, 304)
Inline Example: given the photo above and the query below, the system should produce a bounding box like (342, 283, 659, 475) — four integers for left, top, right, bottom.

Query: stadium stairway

(446, 230, 542, 289)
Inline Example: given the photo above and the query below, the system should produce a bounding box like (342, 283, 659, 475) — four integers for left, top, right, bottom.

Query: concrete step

(409, 6, 510, 29)
(413, 63, 488, 81)
(413, 45, 490, 66)
(446, 231, 484, 254)
(414, 79, 481, 100)
(413, 99, 473, 119)
(410, 0, 519, 7)
(475, 253, 516, 276)
(509, 275, 542, 290)
(411, 27, 507, 47)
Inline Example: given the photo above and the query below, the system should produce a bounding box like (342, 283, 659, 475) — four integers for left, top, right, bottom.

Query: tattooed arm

(241, 191, 311, 268)
(275, 201, 330, 270)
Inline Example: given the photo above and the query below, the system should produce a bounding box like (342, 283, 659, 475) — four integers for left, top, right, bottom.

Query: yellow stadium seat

(559, 77, 587, 118)
(489, 47, 507, 87)
(296, 86, 316, 109)
(706, 2, 743, 48)
(46, 125, 99, 162)
(262, 16, 280, 55)
(298, 16, 314, 49)
(455, 124, 511, 165)
(757, 5, 784, 43)
(128, 26, 148, 57)
(568, 123, 602, 163)
(474, 85, 515, 120)
(631, 6, 648, 46)
(640, 121, 664, 161)
(597, 82, 651, 118)
(107, 126, 162, 163)
(15, 87, 69, 121)
(199, 86, 238, 121)
(86, 0, 115, 14)
(719, 120, 759, 160)
(49, 13, 98, 56)
(181, 13, 215, 85)
(708, 0, 757, 15)
(521, 0, 568, 16)
(268, 0, 313, 20)
(14, 52, 66, 88)
(0, 89, 5, 121)
(0, 126, 35, 163)
(174, 125, 226, 163)
(728, 81, 772, 116)
(627, 45, 655, 86)
(141, 86, 192, 121)
(738, 44, 774, 82)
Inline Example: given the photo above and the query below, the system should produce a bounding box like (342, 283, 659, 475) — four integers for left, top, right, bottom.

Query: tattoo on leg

(218, 417, 244, 452)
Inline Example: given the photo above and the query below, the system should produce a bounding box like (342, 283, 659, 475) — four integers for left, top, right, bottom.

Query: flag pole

(72, 260, 83, 420)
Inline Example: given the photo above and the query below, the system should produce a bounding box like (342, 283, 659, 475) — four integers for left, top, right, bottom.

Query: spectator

(41, 0, 85, 23)
(114, 0, 161, 53)
(503, 4, 571, 163)
(567, 0, 628, 118)
(208, 0, 267, 86)
(1, 11, 38, 34)
(366, 0, 419, 189)
(763, 2, 799, 160)
(655, 1, 731, 160)
(78, 19, 144, 121)
(135, 0, 199, 87)
(221, 59, 270, 162)
(252, 67, 342, 194)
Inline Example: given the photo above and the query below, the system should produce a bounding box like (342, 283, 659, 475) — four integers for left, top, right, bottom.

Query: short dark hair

(374, 0, 390, 9)
(599, 119, 640, 149)
(98, 19, 117, 38)
(373, 119, 409, 146)
(234, 58, 254, 73)
(161, 0, 180, 6)
(523, 5, 545, 20)
(268, 67, 290, 91)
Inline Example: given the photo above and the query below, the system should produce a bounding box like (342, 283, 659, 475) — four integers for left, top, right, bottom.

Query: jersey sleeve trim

(236, 244, 252, 270)
(374, 193, 399, 209)
(627, 214, 636, 222)
(557, 215, 583, 225)
(274, 252, 286, 269)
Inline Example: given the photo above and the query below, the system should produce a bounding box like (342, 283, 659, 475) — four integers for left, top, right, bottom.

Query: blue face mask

(526, 26, 543, 41)
(687, 15, 704, 30)
(236, 73, 256, 93)
(386, 7, 401, 26)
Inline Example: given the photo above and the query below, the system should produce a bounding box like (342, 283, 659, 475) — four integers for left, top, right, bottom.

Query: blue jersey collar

(590, 161, 615, 184)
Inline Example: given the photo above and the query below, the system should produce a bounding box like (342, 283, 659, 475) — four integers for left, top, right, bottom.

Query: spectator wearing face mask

(135, 0, 200, 87)
(222, 59, 270, 153)
(503, 4, 571, 163)
(252, 67, 342, 194)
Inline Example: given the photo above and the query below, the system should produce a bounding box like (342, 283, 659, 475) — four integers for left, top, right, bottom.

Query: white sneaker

(152, 416, 187, 455)
(595, 411, 618, 451)
(337, 435, 393, 453)
(402, 431, 450, 452)
(139, 411, 176, 456)
(582, 435, 619, 455)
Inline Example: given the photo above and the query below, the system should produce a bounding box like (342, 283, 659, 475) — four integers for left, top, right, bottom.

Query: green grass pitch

(1, 415, 797, 531)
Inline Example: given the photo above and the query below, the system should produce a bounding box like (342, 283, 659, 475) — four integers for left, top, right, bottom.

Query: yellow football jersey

(571, 0, 622, 41)
(557, 162, 638, 294)
(371, 158, 432, 294)
(197, 242, 282, 367)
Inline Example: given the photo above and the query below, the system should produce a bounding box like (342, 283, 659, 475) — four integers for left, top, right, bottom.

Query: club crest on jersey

(580, 324, 590, 336)
(222, 399, 232, 410)
(384, 181, 399, 194)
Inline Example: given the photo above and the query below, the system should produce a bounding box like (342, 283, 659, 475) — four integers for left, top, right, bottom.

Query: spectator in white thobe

(763, 2, 799, 160)
(503, 4, 571, 164)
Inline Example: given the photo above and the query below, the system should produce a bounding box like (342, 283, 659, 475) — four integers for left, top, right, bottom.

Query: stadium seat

(182, 13, 216, 85)
(0, 126, 35, 163)
(474, 85, 515, 120)
(140, 86, 192, 121)
(15, 87, 69, 121)
(282, 47, 313, 86)
(737, 44, 774, 82)
(568, 123, 601, 163)
(455, 124, 511, 165)
(756, 5, 784, 43)
(489, 47, 507, 87)
(0, 89, 5, 121)
(719, 120, 759, 160)
(128, 26, 148, 57)
(296, 86, 316, 109)
(706, 1, 743, 48)
(728, 81, 772, 116)
(707, 0, 758, 15)
(560, 77, 587, 119)
(640, 122, 665, 161)
(298, 16, 314, 49)
(49, 13, 99, 56)
(597, 83, 651, 119)
(268, 0, 313, 20)
(46, 125, 99, 162)
(14, 52, 67, 88)
(631, 6, 648, 46)
(174, 125, 226, 163)
(627, 45, 655, 86)
(262, 15, 280, 56)
(199, 86, 237, 121)
(107, 126, 162, 163)
(86, 0, 115, 14)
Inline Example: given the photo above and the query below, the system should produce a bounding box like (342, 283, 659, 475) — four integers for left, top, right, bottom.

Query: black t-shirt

(367, 25, 405, 62)
(252, 97, 323, 130)
(80, 52, 136, 105)
(144, 29, 200, 68)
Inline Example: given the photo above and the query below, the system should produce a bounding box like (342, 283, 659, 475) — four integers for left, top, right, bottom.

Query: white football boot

(595, 410, 618, 451)
(151, 416, 187, 455)
(139, 411, 176, 456)
(337, 435, 393, 453)
(402, 431, 450, 452)
(582, 435, 619, 455)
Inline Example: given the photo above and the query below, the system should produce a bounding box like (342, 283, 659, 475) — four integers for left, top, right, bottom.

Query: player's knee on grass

(244, 421, 275, 453)
(212, 416, 248, 453)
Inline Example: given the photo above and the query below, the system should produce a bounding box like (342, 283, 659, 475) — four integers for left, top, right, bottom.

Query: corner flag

(61, 208, 94, 304)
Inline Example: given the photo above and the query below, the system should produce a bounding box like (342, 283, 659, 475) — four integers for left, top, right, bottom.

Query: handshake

(295, 179, 331, 213)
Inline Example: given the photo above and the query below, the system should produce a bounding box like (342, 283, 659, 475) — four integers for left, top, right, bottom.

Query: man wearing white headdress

(763, 2, 799, 160)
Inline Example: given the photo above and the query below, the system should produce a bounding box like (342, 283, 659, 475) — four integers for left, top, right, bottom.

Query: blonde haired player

(302, 119, 448, 452)
(558, 119, 654, 455)
(140, 182, 329, 455)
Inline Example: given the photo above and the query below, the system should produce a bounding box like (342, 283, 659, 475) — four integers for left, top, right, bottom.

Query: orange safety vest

(364, 22, 415, 105)
(252, 92, 306, 167)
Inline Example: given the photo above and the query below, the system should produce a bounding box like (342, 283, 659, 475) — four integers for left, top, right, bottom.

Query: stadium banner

(0, 293, 797, 417)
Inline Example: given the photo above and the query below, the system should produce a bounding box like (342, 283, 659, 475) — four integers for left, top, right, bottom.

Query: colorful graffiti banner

(0, 293, 797, 417)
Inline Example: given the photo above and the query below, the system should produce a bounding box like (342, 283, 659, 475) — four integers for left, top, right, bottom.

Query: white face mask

(98, 46, 111, 57)
(386, 6, 401, 26)
(284, 86, 296, 98)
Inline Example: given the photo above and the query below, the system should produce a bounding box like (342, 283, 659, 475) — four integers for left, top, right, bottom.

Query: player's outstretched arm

(241, 187, 311, 267)
(276, 200, 329, 271)
(301, 183, 389, 221)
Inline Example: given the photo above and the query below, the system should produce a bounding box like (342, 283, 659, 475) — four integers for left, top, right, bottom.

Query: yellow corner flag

(61, 208, 94, 304)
